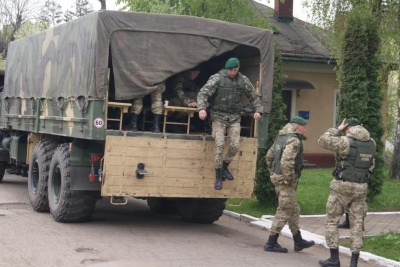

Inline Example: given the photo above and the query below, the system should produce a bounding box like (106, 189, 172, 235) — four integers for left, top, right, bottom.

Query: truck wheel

(0, 162, 6, 183)
(48, 144, 97, 223)
(28, 140, 58, 212)
(177, 198, 226, 224)
(147, 198, 178, 215)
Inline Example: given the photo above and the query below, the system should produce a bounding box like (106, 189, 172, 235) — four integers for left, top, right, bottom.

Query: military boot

(125, 113, 138, 131)
(338, 213, 350, 229)
(214, 168, 223, 190)
(152, 114, 162, 133)
(222, 161, 234, 180)
(293, 230, 315, 252)
(319, 248, 340, 267)
(264, 234, 288, 253)
(350, 252, 359, 267)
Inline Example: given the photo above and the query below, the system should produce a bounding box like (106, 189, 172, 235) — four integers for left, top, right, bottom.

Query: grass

(226, 166, 400, 216)
(341, 232, 400, 262)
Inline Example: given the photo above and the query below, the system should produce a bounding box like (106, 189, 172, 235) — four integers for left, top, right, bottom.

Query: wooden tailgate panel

(102, 135, 257, 199)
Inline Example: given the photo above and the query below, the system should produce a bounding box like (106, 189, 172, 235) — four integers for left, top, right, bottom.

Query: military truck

(0, 11, 274, 223)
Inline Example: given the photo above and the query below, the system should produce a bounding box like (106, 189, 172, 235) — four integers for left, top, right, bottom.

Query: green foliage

(254, 45, 287, 205)
(227, 167, 400, 216)
(14, 21, 48, 40)
(337, 8, 384, 199)
(342, 232, 400, 262)
(116, 0, 271, 28)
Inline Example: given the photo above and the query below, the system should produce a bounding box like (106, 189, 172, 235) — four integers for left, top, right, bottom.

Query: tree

(39, 0, 63, 27)
(0, 0, 40, 57)
(99, 0, 106, 10)
(254, 45, 287, 204)
(117, 0, 287, 204)
(64, 0, 94, 22)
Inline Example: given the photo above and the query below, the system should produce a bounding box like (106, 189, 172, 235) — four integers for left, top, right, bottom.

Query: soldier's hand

(187, 102, 197, 108)
(253, 112, 261, 120)
(338, 118, 348, 131)
(199, 110, 207, 120)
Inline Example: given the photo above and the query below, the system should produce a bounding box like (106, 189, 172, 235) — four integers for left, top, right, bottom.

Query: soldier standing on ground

(197, 57, 262, 190)
(318, 118, 376, 267)
(126, 82, 166, 133)
(264, 116, 315, 253)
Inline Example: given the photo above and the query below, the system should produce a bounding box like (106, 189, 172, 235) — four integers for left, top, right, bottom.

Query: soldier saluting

(318, 118, 376, 267)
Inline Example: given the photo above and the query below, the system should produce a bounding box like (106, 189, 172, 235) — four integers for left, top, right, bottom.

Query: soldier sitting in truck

(125, 82, 166, 133)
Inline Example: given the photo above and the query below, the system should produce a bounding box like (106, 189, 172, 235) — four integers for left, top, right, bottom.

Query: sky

(53, 0, 310, 22)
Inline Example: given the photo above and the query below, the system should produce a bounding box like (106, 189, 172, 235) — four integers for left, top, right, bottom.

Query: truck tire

(48, 144, 97, 223)
(147, 198, 178, 215)
(28, 140, 58, 212)
(177, 198, 226, 224)
(0, 162, 6, 183)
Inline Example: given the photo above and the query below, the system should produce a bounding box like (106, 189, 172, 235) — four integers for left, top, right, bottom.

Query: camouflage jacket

(197, 70, 263, 123)
(167, 72, 199, 105)
(318, 125, 375, 197)
(266, 123, 306, 185)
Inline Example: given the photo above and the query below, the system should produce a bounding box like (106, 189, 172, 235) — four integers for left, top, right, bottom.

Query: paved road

(0, 173, 378, 267)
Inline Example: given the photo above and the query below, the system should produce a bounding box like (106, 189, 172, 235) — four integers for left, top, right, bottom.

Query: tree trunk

(389, 88, 400, 179)
(99, 0, 106, 10)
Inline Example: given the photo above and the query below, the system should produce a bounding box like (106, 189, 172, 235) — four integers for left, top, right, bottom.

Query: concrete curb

(223, 210, 400, 267)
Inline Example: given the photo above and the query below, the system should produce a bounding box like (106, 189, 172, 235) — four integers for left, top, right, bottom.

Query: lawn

(226, 167, 400, 217)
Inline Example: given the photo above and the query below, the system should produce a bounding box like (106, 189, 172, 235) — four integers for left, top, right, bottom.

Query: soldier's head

(224, 58, 240, 78)
(187, 65, 201, 80)
(344, 118, 361, 132)
(290, 116, 307, 134)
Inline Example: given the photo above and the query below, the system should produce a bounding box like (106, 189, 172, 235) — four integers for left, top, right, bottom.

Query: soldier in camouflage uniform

(264, 116, 315, 253)
(318, 118, 376, 267)
(127, 82, 165, 133)
(167, 67, 201, 108)
(197, 57, 263, 190)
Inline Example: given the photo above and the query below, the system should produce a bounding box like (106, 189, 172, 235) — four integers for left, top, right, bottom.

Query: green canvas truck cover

(4, 10, 274, 112)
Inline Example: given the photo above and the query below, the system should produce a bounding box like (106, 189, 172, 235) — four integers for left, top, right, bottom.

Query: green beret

(225, 57, 240, 69)
(290, 116, 307, 126)
(345, 118, 361, 126)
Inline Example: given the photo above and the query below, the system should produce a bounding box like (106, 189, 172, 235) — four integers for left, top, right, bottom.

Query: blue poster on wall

(298, 111, 309, 120)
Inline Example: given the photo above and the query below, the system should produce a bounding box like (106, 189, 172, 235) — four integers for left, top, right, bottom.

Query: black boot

(152, 114, 162, 133)
(125, 113, 138, 131)
(222, 161, 234, 180)
(350, 252, 359, 267)
(264, 234, 288, 253)
(293, 230, 315, 252)
(338, 213, 350, 229)
(214, 168, 223, 190)
(319, 248, 340, 267)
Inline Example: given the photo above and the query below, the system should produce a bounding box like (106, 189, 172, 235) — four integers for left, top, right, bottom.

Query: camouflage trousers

(212, 120, 241, 169)
(325, 190, 367, 252)
(131, 83, 165, 115)
(270, 182, 300, 235)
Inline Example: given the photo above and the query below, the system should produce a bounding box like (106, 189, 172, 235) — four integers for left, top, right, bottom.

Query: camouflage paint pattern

(0, 96, 106, 140)
(266, 123, 306, 234)
(211, 120, 241, 168)
(318, 125, 375, 252)
(167, 72, 199, 106)
(131, 82, 165, 115)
